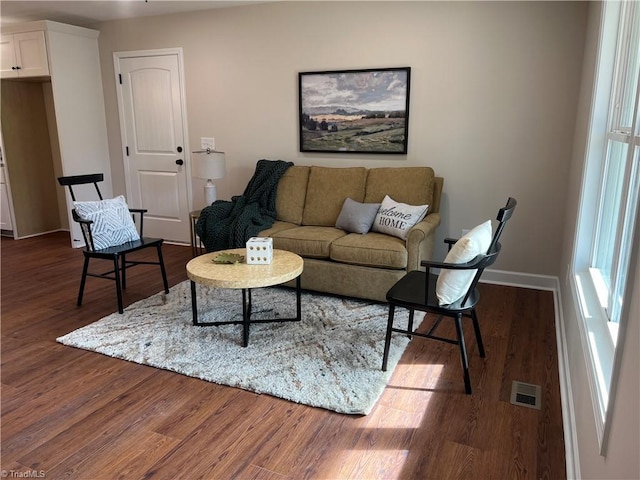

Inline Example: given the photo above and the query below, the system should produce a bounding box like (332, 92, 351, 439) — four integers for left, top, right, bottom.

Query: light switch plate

(201, 137, 215, 150)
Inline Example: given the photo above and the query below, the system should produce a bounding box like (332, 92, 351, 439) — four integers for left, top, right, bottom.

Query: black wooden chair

(382, 197, 517, 394)
(58, 173, 169, 314)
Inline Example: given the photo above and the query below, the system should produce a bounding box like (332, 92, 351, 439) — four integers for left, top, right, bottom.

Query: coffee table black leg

(190, 280, 198, 325)
(296, 276, 301, 321)
(193, 279, 300, 346)
(242, 288, 249, 347)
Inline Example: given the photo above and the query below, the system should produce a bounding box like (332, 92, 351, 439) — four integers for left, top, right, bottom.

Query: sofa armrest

(406, 212, 441, 271)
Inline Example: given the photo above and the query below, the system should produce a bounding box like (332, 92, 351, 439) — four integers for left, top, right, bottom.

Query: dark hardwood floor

(1, 232, 565, 479)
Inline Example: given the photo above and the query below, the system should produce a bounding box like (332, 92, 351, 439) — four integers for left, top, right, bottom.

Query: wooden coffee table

(186, 248, 304, 346)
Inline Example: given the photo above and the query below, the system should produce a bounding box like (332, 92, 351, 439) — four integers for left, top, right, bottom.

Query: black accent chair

(382, 198, 517, 394)
(57, 173, 169, 314)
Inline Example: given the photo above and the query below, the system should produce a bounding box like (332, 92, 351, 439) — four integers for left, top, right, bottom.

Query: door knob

(176, 159, 184, 166)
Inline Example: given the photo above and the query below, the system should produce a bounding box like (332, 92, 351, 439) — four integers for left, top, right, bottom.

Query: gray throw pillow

(335, 198, 381, 234)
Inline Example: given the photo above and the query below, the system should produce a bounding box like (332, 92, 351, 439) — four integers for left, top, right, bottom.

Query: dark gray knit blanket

(195, 159, 293, 252)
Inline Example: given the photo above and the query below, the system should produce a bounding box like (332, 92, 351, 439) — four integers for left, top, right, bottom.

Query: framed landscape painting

(299, 67, 411, 154)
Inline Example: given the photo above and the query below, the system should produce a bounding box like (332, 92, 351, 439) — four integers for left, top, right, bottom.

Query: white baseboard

(13, 228, 66, 240)
(552, 284, 580, 480)
(481, 268, 579, 479)
(480, 268, 559, 291)
(164, 240, 190, 247)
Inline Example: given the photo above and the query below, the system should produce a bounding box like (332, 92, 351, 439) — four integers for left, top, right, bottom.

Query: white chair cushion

(73, 195, 140, 250)
(436, 220, 492, 306)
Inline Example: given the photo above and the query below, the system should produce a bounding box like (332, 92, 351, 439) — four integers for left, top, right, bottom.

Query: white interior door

(115, 50, 190, 243)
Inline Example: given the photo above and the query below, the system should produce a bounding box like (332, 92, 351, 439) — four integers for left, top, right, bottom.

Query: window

(572, 0, 640, 451)
(590, 0, 640, 329)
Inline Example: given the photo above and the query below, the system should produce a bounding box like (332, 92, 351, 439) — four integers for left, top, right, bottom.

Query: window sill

(572, 270, 616, 446)
(588, 267, 619, 346)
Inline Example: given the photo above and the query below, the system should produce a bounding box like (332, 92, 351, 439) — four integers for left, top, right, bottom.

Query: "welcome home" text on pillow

(372, 195, 429, 240)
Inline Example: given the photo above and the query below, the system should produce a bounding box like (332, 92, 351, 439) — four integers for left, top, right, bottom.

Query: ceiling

(0, 1, 271, 28)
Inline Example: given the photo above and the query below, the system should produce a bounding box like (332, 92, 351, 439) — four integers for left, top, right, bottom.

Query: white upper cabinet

(1, 31, 50, 78)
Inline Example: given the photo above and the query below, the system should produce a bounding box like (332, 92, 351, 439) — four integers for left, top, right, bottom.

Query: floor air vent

(510, 381, 541, 410)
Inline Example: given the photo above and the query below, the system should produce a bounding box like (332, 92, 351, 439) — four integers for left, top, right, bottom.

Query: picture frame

(298, 67, 411, 154)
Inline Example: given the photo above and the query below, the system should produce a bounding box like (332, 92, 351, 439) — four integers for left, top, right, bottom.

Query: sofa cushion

(302, 166, 367, 226)
(330, 232, 407, 269)
(258, 220, 299, 237)
(371, 195, 429, 240)
(276, 166, 310, 225)
(335, 198, 381, 234)
(364, 167, 435, 207)
(271, 226, 347, 259)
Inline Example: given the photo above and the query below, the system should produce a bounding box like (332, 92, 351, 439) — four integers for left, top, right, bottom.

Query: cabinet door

(14, 31, 49, 77)
(0, 35, 18, 78)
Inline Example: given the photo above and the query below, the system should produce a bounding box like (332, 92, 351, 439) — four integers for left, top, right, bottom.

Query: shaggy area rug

(57, 280, 411, 415)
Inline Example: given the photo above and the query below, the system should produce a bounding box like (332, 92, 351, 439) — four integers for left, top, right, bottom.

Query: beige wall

(96, 0, 587, 277)
(1, 80, 62, 237)
(42, 82, 69, 230)
(560, 2, 640, 478)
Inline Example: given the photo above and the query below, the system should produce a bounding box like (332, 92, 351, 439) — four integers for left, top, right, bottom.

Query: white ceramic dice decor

(246, 237, 273, 264)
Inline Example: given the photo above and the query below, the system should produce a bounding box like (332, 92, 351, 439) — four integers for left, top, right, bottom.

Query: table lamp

(192, 149, 226, 206)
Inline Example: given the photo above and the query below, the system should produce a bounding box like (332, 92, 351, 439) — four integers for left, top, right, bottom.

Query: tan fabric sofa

(258, 165, 443, 302)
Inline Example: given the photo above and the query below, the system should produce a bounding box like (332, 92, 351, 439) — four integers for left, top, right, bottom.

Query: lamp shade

(192, 151, 226, 180)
